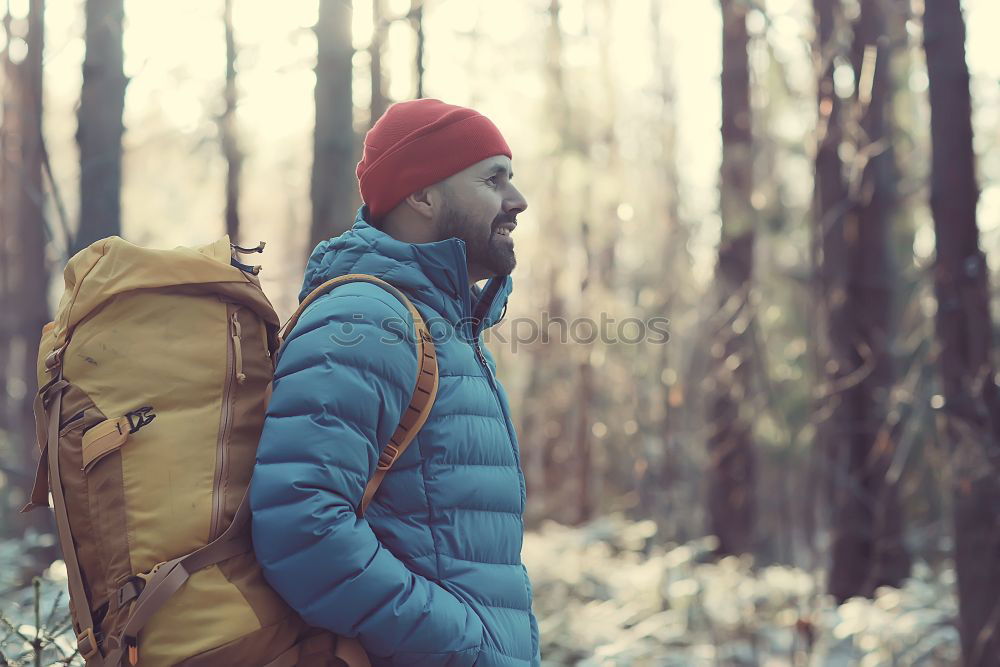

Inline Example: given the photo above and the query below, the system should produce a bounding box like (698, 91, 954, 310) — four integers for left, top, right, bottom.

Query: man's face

(433, 155, 528, 283)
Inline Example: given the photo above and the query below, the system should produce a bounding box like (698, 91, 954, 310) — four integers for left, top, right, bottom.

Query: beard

(437, 202, 517, 279)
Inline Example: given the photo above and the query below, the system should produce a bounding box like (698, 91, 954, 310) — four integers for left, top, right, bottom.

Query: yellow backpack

(23, 236, 439, 667)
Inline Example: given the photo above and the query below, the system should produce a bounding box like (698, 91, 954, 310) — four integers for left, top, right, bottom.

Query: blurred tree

(572, 0, 621, 525)
(646, 0, 695, 542)
(923, 0, 1000, 662)
(309, 0, 358, 251)
(575, 203, 595, 521)
(885, 0, 947, 569)
(534, 0, 576, 523)
(707, 0, 756, 557)
(369, 0, 388, 128)
(747, 11, 806, 566)
(811, 0, 848, 571)
(1, 6, 14, 444)
(409, 0, 424, 99)
(885, 0, 920, 268)
(825, 0, 910, 602)
(221, 0, 242, 244)
(74, 0, 125, 254)
(3, 0, 51, 543)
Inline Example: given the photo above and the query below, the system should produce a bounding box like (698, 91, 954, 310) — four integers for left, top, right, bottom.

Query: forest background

(1, 0, 999, 664)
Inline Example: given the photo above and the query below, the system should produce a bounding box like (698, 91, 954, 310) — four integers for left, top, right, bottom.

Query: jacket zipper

(210, 307, 243, 540)
(470, 287, 528, 512)
(470, 284, 500, 391)
(471, 336, 510, 432)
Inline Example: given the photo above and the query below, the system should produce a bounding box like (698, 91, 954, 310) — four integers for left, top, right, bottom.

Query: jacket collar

(300, 207, 512, 341)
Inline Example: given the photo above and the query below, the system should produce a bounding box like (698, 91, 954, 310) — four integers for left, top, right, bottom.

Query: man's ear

(403, 187, 436, 219)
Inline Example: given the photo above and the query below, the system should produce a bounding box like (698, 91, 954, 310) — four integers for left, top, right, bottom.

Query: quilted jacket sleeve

(250, 289, 486, 663)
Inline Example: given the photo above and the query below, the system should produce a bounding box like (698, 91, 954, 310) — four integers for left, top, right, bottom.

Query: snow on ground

(1, 517, 959, 665)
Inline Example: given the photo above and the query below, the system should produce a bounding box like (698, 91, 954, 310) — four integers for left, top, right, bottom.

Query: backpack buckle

(114, 577, 145, 611)
(125, 407, 156, 434)
(136, 560, 167, 583)
(44, 347, 65, 374)
(77, 627, 100, 660)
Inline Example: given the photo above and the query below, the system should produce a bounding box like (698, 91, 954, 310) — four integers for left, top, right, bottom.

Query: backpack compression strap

(280, 274, 440, 516)
(100, 491, 253, 667)
(31, 372, 103, 661)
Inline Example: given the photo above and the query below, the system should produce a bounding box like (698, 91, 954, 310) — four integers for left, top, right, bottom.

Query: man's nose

(504, 184, 528, 216)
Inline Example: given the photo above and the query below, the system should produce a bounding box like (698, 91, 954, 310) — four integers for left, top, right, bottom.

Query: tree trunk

(923, 1, 1000, 662)
(824, 0, 911, 602)
(576, 354, 594, 524)
(410, 0, 424, 99)
(575, 219, 595, 525)
(811, 0, 849, 569)
(519, 340, 545, 522)
(9, 0, 52, 542)
(537, 0, 576, 523)
(539, 270, 566, 516)
(1, 6, 15, 443)
(221, 0, 242, 244)
(649, 0, 689, 536)
(369, 0, 388, 128)
(707, 0, 756, 557)
(74, 0, 125, 254)
(1, 3, 19, 537)
(309, 0, 357, 251)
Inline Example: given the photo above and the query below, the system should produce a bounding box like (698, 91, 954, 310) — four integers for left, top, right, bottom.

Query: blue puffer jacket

(251, 209, 540, 666)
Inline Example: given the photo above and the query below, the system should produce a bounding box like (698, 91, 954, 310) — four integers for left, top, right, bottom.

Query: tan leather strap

(360, 322, 438, 516)
(37, 378, 100, 661)
(279, 273, 367, 342)
(277, 274, 440, 517)
(279, 273, 419, 346)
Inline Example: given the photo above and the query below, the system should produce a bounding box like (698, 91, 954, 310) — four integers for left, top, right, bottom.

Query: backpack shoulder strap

(280, 274, 439, 516)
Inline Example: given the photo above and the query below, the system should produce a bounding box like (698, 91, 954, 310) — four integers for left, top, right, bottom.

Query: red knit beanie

(356, 99, 512, 220)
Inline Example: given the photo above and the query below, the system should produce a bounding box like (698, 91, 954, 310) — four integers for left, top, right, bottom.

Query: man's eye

(486, 176, 498, 186)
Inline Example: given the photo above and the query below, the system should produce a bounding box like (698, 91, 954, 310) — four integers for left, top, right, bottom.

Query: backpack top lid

(50, 235, 280, 351)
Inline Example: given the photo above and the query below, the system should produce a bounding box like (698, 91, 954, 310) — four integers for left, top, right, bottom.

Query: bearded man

(250, 99, 539, 666)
